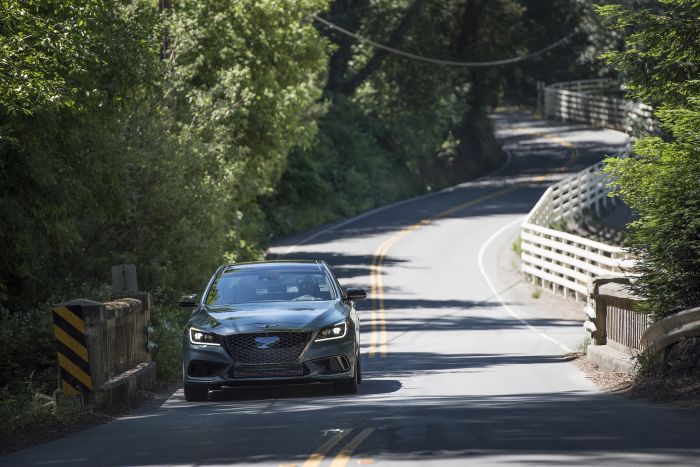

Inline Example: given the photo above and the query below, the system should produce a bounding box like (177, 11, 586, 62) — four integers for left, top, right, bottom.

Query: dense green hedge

(600, 1, 700, 321)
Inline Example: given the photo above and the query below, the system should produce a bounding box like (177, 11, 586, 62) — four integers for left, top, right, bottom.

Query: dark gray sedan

(179, 260, 366, 401)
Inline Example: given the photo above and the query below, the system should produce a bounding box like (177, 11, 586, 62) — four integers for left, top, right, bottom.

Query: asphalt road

(4, 114, 700, 466)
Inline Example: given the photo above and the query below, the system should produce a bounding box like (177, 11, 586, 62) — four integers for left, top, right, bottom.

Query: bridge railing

(522, 77, 653, 301)
(520, 160, 632, 301)
(582, 276, 700, 371)
(583, 276, 649, 350)
(52, 265, 156, 407)
(544, 79, 655, 135)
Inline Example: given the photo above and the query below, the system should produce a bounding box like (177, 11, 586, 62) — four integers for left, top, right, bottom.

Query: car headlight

(188, 327, 220, 346)
(315, 320, 348, 341)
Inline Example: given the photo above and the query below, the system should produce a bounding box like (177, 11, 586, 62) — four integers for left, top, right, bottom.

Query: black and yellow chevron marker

(52, 305, 92, 396)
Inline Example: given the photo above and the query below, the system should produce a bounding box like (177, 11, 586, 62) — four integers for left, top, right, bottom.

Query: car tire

(184, 383, 209, 402)
(334, 358, 359, 394)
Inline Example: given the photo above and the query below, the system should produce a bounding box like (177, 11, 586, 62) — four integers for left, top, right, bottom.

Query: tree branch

(321, 0, 370, 96)
(340, 0, 428, 95)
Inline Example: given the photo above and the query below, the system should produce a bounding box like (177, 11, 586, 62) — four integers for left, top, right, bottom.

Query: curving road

(3, 114, 700, 466)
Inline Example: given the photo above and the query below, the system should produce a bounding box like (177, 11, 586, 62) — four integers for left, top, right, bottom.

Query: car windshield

(205, 267, 336, 306)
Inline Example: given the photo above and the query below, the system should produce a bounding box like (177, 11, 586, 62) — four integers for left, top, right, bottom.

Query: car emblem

(255, 336, 280, 349)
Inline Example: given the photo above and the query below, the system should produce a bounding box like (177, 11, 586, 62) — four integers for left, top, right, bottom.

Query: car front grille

(231, 366, 306, 379)
(225, 332, 311, 364)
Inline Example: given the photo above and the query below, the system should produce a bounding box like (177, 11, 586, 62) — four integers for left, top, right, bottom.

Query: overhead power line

(312, 14, 575, 68)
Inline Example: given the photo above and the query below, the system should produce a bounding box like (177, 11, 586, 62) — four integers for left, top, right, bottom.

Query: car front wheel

(184, 383, 209, 402)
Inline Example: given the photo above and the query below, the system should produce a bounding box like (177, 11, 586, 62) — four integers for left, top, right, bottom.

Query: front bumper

(183, 333, 357, 387)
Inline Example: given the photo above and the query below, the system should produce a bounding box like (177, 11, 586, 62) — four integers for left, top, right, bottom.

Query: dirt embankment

(577, 337, 700, 410)
(627, 337, 700, 408)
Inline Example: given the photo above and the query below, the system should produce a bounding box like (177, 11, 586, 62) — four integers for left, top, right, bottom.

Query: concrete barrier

(52, 291, 156, 407)
(582, 276, 650, 373)
(582, 276, 700, 373)
(640, 307, 700, 357)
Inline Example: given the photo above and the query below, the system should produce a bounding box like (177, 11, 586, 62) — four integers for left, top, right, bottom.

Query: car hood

(189, 301, 346, 334)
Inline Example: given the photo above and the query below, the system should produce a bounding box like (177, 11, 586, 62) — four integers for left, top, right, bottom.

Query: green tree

(266, 0, 540, 237)
(129, 0, 330, 294)
(1, 0, 331, 392)
(600, 0, 700, 320)
(0, 0, 163, 305)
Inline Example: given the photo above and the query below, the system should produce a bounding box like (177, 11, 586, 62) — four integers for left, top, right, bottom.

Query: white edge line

(477, 216, 574, 353)
(280, 149, 513, 255)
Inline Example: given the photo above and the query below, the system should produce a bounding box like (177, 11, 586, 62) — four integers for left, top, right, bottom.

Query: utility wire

(312, 14, 575, 68)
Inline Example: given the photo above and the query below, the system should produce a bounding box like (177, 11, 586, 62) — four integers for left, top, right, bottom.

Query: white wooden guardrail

(521, 160, 633, 301)
(544, 79, 655, 135)
(523, 78, 654, 302)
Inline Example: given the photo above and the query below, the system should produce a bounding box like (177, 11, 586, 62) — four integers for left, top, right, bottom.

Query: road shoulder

(498, 237, 700, 411)
(0, 382, 178, 456)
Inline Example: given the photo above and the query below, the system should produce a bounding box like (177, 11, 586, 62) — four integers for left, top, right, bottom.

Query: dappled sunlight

(15, 385, 698, 466)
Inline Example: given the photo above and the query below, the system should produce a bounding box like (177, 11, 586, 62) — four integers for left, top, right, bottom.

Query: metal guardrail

(521, 161, 632, 301)
(544, 79, 656, 135)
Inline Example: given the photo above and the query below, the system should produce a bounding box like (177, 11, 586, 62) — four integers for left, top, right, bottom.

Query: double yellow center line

(367, 188, 518, 358)
(366, 127, 579, 358)
(286, 124, 582, 467)
(301, 428, 375, 467)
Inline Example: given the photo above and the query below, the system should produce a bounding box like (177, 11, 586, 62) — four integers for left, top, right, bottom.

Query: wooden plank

(522, 264, 588, 295)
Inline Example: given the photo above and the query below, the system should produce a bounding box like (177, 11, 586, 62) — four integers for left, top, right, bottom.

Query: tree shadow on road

(24, 385, 698, 467)
(362, 351, 578, 378)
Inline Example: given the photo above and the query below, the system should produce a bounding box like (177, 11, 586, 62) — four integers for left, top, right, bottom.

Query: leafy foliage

(0, 0, 328, 309)
(150, 305, 192, 381)
(1, 0, 164, 305)
(0, 0, 329, 396)
(267, 0, 577, 236)
(598, 0, 700, 108)
(605, 103, 700, 320)
(0, 1, 611, 399)
(600, 0, 700, 320)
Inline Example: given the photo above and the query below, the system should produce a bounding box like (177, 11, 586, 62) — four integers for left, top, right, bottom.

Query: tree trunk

(322, 0, 369, 96)
(340, 0, 428, 95)
(322, 0, 427, 97)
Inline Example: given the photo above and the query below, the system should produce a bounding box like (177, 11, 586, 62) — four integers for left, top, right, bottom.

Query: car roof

(222, 260, 325, 272)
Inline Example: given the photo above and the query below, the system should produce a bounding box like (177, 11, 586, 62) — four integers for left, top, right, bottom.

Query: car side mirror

(179, 294, 198, 307)
(344, 288, 366, 301)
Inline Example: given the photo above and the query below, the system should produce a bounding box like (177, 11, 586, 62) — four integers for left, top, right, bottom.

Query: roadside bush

(0, 377, 86, 453)
(0, 380, 54, 448)
(600, 1, 700, 321)
(0, 307, 55, 390)
(150, 306, 192, 382)
(604, 104, 700, 320)
(263, 96, 419, 237)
